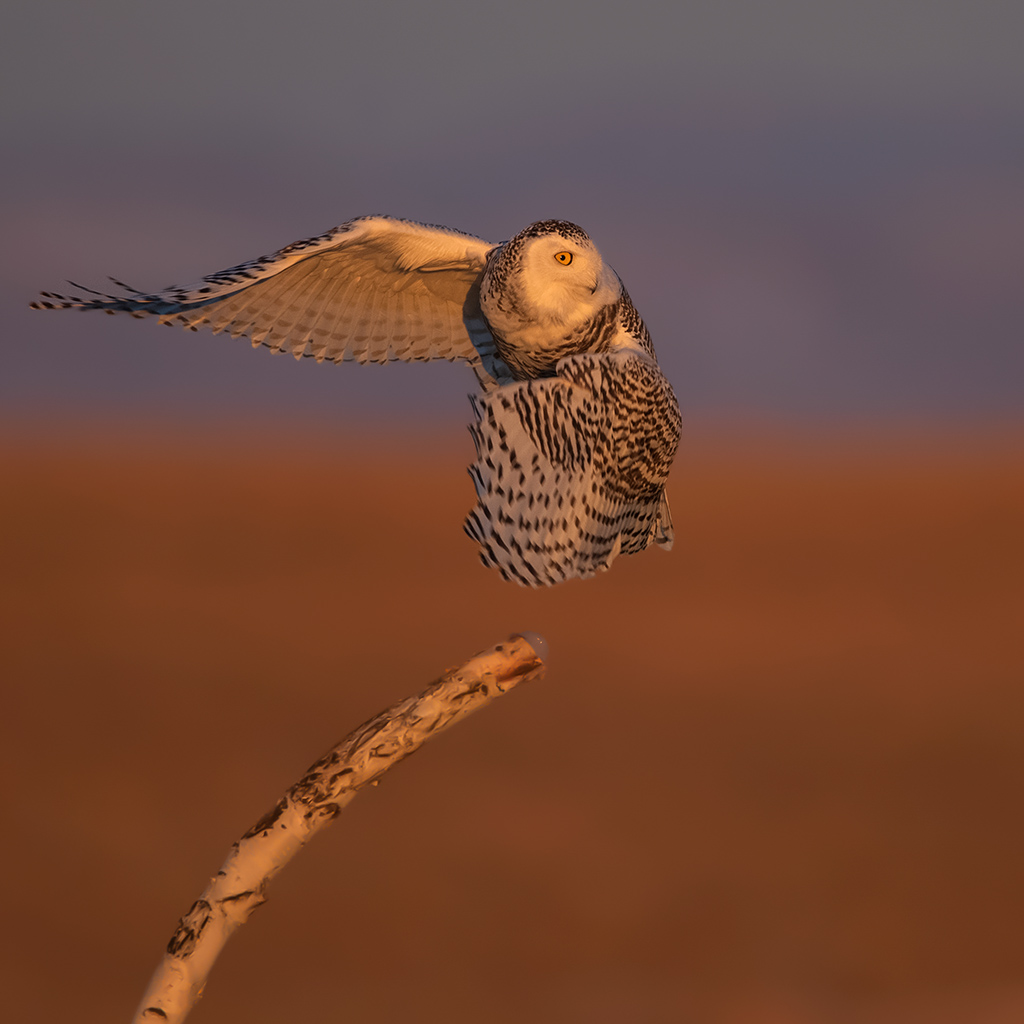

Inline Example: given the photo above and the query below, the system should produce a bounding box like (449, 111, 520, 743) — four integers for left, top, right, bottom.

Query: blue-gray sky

(3, 1, 1022, 426)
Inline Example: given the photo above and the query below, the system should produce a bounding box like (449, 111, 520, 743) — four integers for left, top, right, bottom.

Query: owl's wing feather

(32, 215, 513, 389)
(464, 351, 680, 587)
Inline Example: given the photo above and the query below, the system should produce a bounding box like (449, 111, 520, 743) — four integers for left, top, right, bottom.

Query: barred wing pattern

(465, 352, 681, 587)
(32, 216, 512, 388)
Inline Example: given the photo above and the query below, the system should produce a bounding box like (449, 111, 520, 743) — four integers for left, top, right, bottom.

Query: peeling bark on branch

(132, 633, 547, 1024)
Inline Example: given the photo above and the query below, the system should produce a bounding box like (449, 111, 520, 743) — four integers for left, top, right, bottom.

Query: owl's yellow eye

(554, 251, 573, 265)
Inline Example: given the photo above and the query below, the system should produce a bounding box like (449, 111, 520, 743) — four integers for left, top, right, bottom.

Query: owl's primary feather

(33, 215, 681, 586)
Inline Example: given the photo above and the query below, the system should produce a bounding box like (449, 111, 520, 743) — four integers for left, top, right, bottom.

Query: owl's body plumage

(33, 216, 681, 586)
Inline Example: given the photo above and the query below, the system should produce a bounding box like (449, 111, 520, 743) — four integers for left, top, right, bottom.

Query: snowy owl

(33, 216, 681, 587)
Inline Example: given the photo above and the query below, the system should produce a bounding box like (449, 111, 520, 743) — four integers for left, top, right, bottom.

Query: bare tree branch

(132, 633, 547, 1023)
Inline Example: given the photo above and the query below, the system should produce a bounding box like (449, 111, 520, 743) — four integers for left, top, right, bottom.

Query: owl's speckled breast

(488, 301, 623, 379)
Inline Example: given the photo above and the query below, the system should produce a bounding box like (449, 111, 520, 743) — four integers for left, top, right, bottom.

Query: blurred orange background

(3, 425, 1021, 1023)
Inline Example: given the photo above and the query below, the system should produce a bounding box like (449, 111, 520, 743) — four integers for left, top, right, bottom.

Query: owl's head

(493, 220, 621, 323)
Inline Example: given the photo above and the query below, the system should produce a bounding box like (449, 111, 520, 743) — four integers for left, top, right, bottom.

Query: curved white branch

(132, 633, 547, 1024)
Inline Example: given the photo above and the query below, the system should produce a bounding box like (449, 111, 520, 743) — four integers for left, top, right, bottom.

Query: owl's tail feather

(652, 493, 674, 550)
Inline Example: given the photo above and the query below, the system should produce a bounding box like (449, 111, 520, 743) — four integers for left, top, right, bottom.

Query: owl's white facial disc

(517, 233, 620, 324)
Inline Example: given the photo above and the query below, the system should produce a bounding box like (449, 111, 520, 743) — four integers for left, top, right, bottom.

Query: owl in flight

(33, 217, 681, 587)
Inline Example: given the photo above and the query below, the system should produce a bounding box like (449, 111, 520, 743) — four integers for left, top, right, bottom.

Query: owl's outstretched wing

(464, 351, 681, 587)
(32, 215, 513, 389)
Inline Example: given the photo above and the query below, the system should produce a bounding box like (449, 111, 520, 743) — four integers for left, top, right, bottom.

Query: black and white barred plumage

(32, 216, 681, 586)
